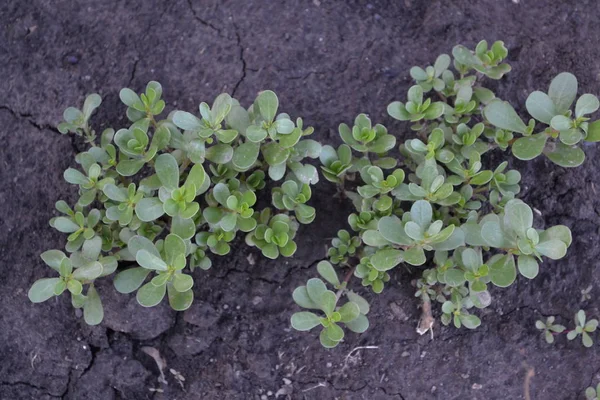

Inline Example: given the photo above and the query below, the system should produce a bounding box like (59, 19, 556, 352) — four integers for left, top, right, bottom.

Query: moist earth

(1, 0, 599, 399)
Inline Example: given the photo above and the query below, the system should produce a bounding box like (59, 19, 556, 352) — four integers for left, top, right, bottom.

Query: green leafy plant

(29, 84, 322, 324)
(536, 310, 598, 348)
(535, 316, 566, 344)
(292, 40, 599, 348)
(567, 310, 598, 347)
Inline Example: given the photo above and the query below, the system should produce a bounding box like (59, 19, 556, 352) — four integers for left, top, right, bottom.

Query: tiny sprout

(535, 316, 566, 344)
(566, 310, 598, 348)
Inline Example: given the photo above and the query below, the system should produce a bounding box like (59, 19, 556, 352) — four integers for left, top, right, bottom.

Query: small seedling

(536, 310, 597, 348)
(534, 316, 566, 344)
(581, 285, 593, 302)
(29, 85, 322, 324)
(567, 310, 598, 348)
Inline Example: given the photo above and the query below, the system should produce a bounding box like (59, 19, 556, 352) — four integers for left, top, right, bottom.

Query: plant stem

(335, 265, 356, 301)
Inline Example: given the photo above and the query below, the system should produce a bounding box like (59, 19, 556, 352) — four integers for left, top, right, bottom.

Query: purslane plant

(292, 40, 598, 348)
(29, 84, 322, 324)
(536, 310, 598, 347)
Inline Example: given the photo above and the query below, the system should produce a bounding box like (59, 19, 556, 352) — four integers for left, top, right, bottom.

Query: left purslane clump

(28, 82, 323, 324)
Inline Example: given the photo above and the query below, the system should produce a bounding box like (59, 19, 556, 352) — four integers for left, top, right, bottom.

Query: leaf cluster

(292, 40, 595, 348)
(30, 85, 321, 323)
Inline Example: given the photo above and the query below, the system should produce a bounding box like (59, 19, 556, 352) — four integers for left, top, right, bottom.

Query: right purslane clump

(291, 39, 599, 349)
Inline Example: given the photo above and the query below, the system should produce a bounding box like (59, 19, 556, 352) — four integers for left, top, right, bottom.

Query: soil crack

(127, 59, 140, 87)
(231, 20, 247, 98)
(185, 0, 222, 36)
(0, 105, 61, 135)
(1, 380, 61, 398)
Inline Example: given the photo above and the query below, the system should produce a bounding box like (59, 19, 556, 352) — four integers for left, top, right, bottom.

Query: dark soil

(1, 0, 599, 399)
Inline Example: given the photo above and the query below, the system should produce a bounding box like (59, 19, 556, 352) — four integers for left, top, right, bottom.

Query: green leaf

(128, 235, 160, 258)
(28, 278, 60, 303)
(275, 118, 295, 134)
(119, 88, 140, 107)
(518, 255, 539, 279)
(114, 267, 150, 293)
(232, 142, 259, 170)
(173, 111, 203, 131)
(171, 215, 196, 240)
(262, 142, 289, 166)
(362, 230, 390, 247)
(116, 159, 145, 177)
(320, 291, 337, 316)
(136, 281, 166, 307)
(64, 168, 90, 185)
(526, 91, 557, 124)
(461, 248, 480, 271)
(424, 102, 445, 120)
(445, 269, 466, 286)
(293, 286, 319, 309)
(167, 284, 194, 311)
(155, 153, 180, 190)
(84, 286, 104, 325)
(387, 102, 411, 121)
(164, 233, 186, 265)
(72, 261, 103, 281)
(576, 94, 600, 118)
(411, 200, 432, 229)
(103, 183, 128, 202)
(431, 227, 465, 251)
(338, 302, 360, 323)
(504, 200, 533, 237)
(378, 216, 411, 245)
(489, 254, 517, 287)
(535, 239, 567, 260)
(539, 225, 572, 247)
(320, 328, 340, 348)
(306, 278, 328, 305)
(227, 105, 250, 135)
(136, 250, 168, 271)
(346, 292, 370, 314)
(483, 100, 527, 134)
(550, 115, 572, 131)
(404, 247, 425, 266)
(546, 142, 585, 168)
(585, 120, 600, 142)
(548, 72, 578, 114)
(54, 217, 80, 233)
(452, 45, 482, 67)
(135, 198, 165, 222)
(512, 133, 547, 161)
(185, 164, 206, 195)
(326, 323, 344, 342)
(459, 314, 481, 329)
(172, 273, 193, 292)
(291, 312, 321, 331)
(41, 250, 67, 271)
(205, 144, 234, 164)
(344, 314, 369, 333)
(582, 332, 594, 348)
(371, 249, 403, 271)
(257, 90, 278, 122)
(317, 261, 340, 286)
